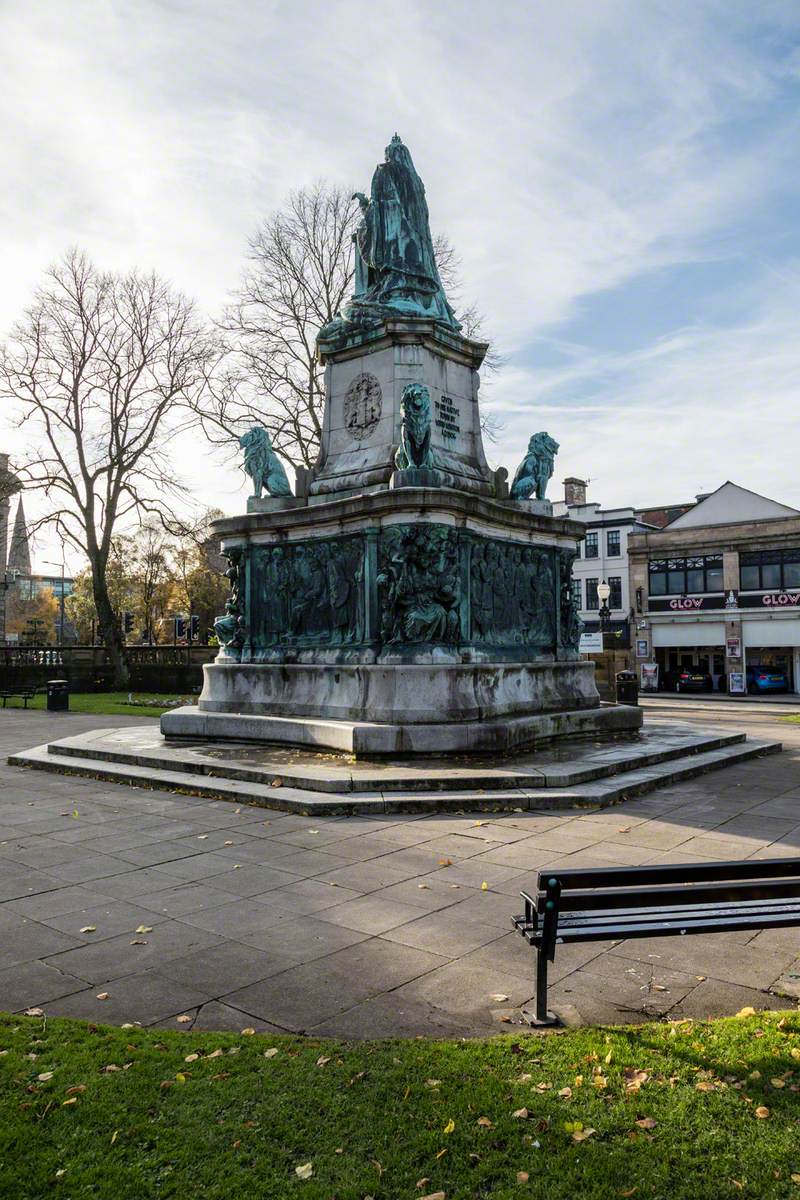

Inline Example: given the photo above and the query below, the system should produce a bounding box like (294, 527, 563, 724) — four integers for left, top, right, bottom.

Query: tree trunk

(92, 569, 129, 689)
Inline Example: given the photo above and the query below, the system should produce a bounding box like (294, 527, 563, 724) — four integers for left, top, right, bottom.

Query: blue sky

(2, 0, 799, 567)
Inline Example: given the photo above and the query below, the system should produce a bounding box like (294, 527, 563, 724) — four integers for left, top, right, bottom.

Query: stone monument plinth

(162, 135, 641, 754)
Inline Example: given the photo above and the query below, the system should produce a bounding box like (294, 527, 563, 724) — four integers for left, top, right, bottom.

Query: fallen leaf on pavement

(96, 993, 109, 1001)
(135, 925, 153, 934)
(79, 926, 96, 933)
(489, 994, 509, 1003)
(176, 1015, 192, 1024)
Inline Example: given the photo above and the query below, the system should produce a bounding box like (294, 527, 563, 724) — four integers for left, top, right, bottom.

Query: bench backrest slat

(537, 875, 800, 914)
(537, 857, 800, 891)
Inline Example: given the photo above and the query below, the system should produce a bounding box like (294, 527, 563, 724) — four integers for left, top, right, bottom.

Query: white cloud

(1, 0, 799, 566)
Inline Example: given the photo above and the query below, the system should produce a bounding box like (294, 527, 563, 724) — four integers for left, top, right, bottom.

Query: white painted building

(553, 478, 656, 647)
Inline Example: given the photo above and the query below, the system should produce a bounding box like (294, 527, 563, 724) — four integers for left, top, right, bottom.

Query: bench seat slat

(513, 907, 800, 945)
(558, 895, 800, 926)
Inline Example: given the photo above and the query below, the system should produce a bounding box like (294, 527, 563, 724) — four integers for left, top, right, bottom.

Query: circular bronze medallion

(343, 372, 382, 441)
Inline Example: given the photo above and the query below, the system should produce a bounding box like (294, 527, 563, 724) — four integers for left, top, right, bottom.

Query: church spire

(7, 496, 31, 576)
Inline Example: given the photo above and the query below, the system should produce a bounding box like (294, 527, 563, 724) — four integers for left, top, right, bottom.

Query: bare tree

(0, 249, 212, 686)
(204, 183, 501, 469)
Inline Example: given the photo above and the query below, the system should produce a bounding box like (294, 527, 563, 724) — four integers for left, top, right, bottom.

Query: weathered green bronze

(240, 427, 292, 498)
(394, 384, 436, 470)
(221, 523, 580, 664)
(510, 433, 560, 501)
(322, 134, 460, 336)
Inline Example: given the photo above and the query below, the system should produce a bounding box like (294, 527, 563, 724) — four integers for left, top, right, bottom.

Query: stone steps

(8, 732, 782, 816)
(22, 724, 753, 795)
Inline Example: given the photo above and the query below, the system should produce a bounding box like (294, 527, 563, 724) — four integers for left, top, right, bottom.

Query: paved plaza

(0, 700, 799, 1037)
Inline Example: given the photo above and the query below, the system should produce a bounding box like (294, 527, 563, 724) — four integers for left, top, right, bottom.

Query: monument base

(161, 699, 641, 756)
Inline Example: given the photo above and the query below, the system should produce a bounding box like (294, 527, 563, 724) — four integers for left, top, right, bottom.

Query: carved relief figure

(213, 548, 246, 657)
(510, 432, 560, 501)
(559, 550, 583, 651)
(378, 525, 459, 644)
(239, 427, 292, 498)
(395, 383, 436, 471)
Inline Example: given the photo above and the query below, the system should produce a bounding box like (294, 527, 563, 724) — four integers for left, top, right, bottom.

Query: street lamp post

(597, 579, 611, 648)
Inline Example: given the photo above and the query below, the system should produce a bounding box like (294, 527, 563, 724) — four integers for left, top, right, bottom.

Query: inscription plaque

(434, 394, 460, 440)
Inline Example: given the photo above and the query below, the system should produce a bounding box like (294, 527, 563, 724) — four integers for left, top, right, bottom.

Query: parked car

(746, 665, 789, 694)
(663, 667, 713, 693)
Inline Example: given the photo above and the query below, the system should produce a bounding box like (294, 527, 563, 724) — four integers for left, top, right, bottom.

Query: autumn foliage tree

(0, 250, 212, 686)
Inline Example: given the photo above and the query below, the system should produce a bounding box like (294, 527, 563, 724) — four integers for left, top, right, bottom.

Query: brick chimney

(563, 477, 587, 506)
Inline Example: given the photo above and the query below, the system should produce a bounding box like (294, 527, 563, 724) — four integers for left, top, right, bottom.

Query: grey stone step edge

(7, 737, 782, 817)
(43, 728, 748, 795)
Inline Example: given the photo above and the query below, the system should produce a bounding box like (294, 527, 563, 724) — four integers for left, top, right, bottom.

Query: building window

(648, 554, 723, 595)
(608, 576, 622, 609)
(740, 549, 800, 591)
(584, 532, 598, 559)
(606, 530, 620, 557)
(572, 578, 582, 609)
(585, 578, 599, 610)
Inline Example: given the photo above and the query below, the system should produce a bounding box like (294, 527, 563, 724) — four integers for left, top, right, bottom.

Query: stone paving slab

(0, 706, 798, 1035)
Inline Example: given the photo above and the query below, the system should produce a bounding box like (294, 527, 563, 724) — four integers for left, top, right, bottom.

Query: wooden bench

(513, 857, 800, 1025)
(0, 688, 40, 708)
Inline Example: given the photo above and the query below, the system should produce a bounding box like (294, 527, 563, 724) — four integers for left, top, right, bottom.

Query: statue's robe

(354, 139, 460, 329)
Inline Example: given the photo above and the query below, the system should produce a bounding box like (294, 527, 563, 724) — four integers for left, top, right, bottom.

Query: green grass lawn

(0, 691, 194, 717)
(1, 1011, 799, 1199)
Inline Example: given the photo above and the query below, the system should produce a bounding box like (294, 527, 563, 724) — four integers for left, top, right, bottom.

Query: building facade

(553, 478, 655, 648)
(627, 481, 800, 694)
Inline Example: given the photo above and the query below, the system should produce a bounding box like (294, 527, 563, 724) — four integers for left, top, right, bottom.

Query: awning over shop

(651, 622, 725, 647)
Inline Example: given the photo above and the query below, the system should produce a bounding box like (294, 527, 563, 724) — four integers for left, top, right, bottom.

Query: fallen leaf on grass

(241, 1028, 256, 1036)
(420, 1193, 445, 1200)
(476, 1116, 493, 1128)
(316, 1055, 331, 1067)
(184, 1054, 199, 1063)
(517, 1173, 530, 1184)
(263, 1048, 279, 1059)
(206, 1049, 224, 1059)
(635, 1117, 657, 1129)
(755, 1106, 770, 1119)
(294, 1162, 313, 1180)
(558, 1087, 572, 1099)
(110, 1130, 118, 1144)
(62, 1097, 77, 1106)
(695, 1081, 717, 1092)
(443, 1118, 455, 1134)
(36, 1071, 54, 1082)
(512, 1107, 530, 1119)
(736, 1006, 756, 1018)
(65, 1085, 86, 1096)
(623, 1068, 648, 1093)
(791, 1048, 800, 1061)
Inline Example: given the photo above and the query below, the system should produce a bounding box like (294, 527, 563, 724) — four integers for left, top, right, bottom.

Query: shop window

(649, 554, 723, 595)
(606, 530, 620, 557)
(585, 578, 599, 610)
(608, 576, 622, 609)
(739, 548, 800, 591)
(585, 532, 598, 559)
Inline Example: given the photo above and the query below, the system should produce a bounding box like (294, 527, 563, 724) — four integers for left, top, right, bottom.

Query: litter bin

(46, 679, 69, 712)
(615, 670, 639, 706)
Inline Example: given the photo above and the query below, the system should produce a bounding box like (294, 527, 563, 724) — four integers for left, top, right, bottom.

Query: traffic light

(175, 616, 187, 640)
(123, 612, 134, 634)
(190, 615, 200, 640)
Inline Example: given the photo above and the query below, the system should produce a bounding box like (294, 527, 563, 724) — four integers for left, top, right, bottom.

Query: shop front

(651, 620, 726, 692)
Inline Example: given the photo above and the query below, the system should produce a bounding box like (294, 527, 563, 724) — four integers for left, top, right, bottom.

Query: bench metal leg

(524, 948, 559, 1027)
